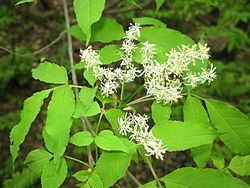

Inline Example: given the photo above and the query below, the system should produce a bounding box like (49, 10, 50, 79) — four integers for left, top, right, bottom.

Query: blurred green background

(0, 0, 249, 187)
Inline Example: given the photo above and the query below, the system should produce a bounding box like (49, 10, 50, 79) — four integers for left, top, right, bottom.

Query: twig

(62, 0, 94, 166)
(146, 157, 162, 188)
(0, 32, 65, 57)
(127, 171, 142, 187)
(62, 0, 78, 91)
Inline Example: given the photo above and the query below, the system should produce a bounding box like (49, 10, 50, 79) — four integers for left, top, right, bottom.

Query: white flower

(79, 24, 216, 101)
(144, 134, 166, 160)
(125, 23, 141, 40)
(93, 67, 120, 96)
(183, 73, 201, 88)
(117, 113, 133, 136)
(165, 43, 210, 75)
(184, 64, 217, 88)
(140, 42, 156, 65)
(200, 64, 217, 84)
(80, 46, 101, 69)
(118, 113, 166, 160)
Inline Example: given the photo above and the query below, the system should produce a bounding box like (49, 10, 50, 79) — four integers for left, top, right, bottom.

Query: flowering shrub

(9, 0, 250, 188)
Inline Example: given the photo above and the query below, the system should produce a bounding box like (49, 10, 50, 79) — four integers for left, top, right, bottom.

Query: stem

(95, 104, 105, 134)
(126, 96, 154, 107)
(145, 158, 162, 188)
(64, 155, 90, 168)
(69, 84, 84, 89)
(120, 82, 125, 101)
(62, 0, 94, 166)
(62, 0, 78, 94)
(95, 104, 105, 161)
(127, 171, 142, 187)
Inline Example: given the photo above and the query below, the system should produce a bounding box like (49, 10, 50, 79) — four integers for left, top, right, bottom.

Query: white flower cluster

(79, 23, 216, 103)
(118, 113, 166, 160)
(141, 42, 216, 104)
(184, 64, 217, 88)
(80, 24, 142, 96)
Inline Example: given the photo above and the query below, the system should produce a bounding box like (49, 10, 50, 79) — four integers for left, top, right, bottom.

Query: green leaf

(133, 17, 166, 28)
(183, 96, 212, 167)
(104, 109, 124, 131)
(79, 87, 97, 109)
(94, 151, 131, 187)
(10, 89, 51, 162)
(191, 144, 212, 168)
(140, 180, 158, 188)
(74, 101, 101, 118)
(69, 17, 125, 43)
(73, 170, 90, 182)
(162, 167, 249, 188)
(88, 172, 103, 188)
(73, 0, 106, 43)
(70, 131, 94, 146)
(41, 158, 67, 188)
(99, 45, 123, 65)
(32, 61, 68, 84)
(95, 130, 129, 153)
(90, 17, 125, 43)
(25, 149, 52, 174)
(151, 101, 171, 124)
(229, 155, 250, 176)
(139, 27, 194, 53)
(82, 101, 101, 117)
(152, 121, 216, 151)
(83, 69, 97, 87)
(211, 155, 225, 170)
(206, 99, 250, 154)
(96, 92, 114, 104)
(73, 101, 85, 118)
(78, 87, 100, 117)
(183, 96, 210, 126)
(44, 86, 75, 158)
(15, 0, 33, 6)
(68, 24, 85, 41)
(155, 0, 165, 13)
